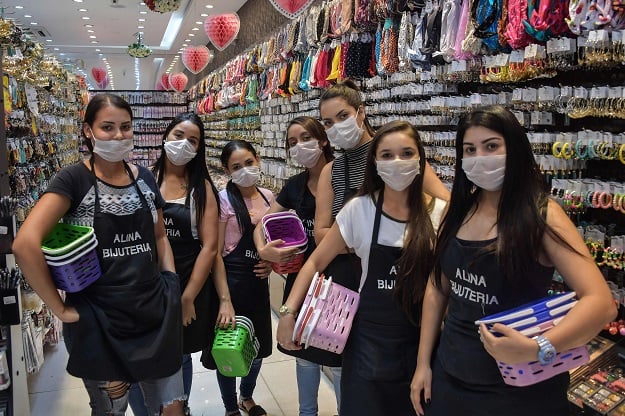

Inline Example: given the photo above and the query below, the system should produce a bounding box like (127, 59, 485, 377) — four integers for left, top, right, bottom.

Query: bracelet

(586, 190, 595, 206)
(588, 140, 598, 158)
(599, 191, 613, 209)
(619, 143, 625, 165)
(614, 193, 623, 211)
(575, 139, 588, 159)
(552, 141, 563, 158)
(561, 142, 574, 159)
(592, 191, 602, 208)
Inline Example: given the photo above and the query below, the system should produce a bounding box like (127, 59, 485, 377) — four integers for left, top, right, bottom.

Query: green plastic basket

(41, 223, 95, 256)
(211, 316, 259, 377)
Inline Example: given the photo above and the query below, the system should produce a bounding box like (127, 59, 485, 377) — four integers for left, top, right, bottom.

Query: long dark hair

(359, 121, 435, 322)
(152, 112, 219, 228)
(285, 116, 334, 163)
(434, 105, 569, 289)
(220, 140, 259, 234)
(319, 80, 376, 138)
(82, 93, 133, 153)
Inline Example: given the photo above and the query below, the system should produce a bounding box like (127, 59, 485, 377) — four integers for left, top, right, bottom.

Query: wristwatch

(279, 304, 297, 317)
(534, 335, 557, 365)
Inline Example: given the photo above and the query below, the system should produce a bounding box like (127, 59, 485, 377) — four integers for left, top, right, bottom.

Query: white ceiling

(0, 0, 246, 90)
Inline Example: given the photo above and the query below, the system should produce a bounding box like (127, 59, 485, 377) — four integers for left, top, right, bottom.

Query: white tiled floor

(27, 315, 339, 416)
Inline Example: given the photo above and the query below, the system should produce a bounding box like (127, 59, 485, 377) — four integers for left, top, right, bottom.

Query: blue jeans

(84, 367, 184, 416)
(215, 358, 263, 413)
(129, 356, 192, 416)
(296, 358, 341, 416)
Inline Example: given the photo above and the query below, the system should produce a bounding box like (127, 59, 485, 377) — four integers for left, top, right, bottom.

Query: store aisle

(27, 314, 339, 416)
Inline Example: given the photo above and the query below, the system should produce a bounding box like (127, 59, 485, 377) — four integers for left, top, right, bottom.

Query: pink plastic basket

(262, 212, 308, 274)
(293, 272, 359, 354)
(497, 345, 589, 387)
(45, 236, 101, 293)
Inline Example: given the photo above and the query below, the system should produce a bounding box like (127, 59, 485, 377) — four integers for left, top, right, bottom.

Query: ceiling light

(140, 11, 147, 14)
(189, 34, 195, 37)
(15, 6, 23, 9)
(46, 39, 52, 42)
(24, 14, 31, 17)
(184, 39, 190, 42)
(60, 53, 65, 56)
(95, 49, 101, 52)
(137, 25, 144, 29)
(84, 24, 93, 27)
(195, 21, 202, 24)
(87, 29, 94, 33)
(201, 13, 208, 16)
(89, 35, 97, 39)
(140, 2, 145, 4)
(78, 8, 87, 12)
(30, 22, 38, 25)
(54, 47, 59, 51)
(182, 43, 188, 47)
(82, 16, 90, 20)
(206, 4, 214, 8)
(91, 40, 98, 43)
(73, 0, 84, 3)
(192, 27, 199, 31)
(138, 18, 145, 22)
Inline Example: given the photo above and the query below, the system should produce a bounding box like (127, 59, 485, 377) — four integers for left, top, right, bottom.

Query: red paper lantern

(182, 45, 213, 74)
(204, 13, 240, 51)
(169, 73, 188, 93)
(160, 73, 171, 90)
(268, 0, 316, 19)
(91, 67, 107, 84)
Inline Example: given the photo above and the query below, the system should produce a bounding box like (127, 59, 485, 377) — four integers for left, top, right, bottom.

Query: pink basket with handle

(497, 346, 589, 387)
(261, 212, 308, 274)
(293, 272, 359, 354)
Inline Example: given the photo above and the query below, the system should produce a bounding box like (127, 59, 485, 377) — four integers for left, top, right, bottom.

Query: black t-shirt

(45, 162, 165, 228)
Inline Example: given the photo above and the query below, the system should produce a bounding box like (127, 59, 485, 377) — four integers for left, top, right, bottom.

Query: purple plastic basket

(46, 238, 101, 293)
(293, 273, 359, 354)
(262, 212, 307, 248)
(497, 345, 590, 387)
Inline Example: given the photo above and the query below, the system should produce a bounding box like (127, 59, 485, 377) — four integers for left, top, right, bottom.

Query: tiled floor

(27, 314, 339, 416)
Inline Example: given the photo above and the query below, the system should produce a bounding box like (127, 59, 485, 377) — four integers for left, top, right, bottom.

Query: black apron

(323, 156, 362, 293)
(65, 160, 182, 382)
(163, 191, 211, 354)
(201, 190, 272, 369)
(340, 190, 419, 416)
(278, 173, 342, 367)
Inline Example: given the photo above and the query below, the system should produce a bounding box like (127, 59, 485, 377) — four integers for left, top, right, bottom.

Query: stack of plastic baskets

(292, 272, 359, 354)
(475, 292, 590, 387)
(261, 212, 308, 274)
(212, 315, 260, 377)
(41, 223, 101, 293)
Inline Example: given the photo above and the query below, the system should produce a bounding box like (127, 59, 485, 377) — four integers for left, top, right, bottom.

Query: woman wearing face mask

(128, 113, 235, 416)
(12, 94, 186, 415)
(277, 121, 446, 415)
(200, 140, 273, 416)
(252, 117, 342, 416)
(411, 106, 616, 416)
(313, 80, 450, 295)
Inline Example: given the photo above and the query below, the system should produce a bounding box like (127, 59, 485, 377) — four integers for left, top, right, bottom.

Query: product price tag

(510, 50, 525, 63)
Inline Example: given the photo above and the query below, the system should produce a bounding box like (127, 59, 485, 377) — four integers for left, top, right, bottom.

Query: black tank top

(438, 236, 555, 385)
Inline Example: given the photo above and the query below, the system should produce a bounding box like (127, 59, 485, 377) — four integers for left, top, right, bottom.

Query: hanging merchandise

(269, 0, 317, 19)
(182, 45, 213, 74)
(127, 32, 152, 58)
(204, 13, 241, 51)
(97, 76, 109, 90)
(144, 0, 182, 13)
(168, 72, 188, 92)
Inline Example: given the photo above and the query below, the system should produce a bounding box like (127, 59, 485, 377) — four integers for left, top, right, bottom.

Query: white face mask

(164, 139, 197, 166)
(462, 155, 506, 191)
(90, 128, 133, 162)
(376, 159, 421, 191)
(231, 165, 260, 187)
(289, 140, 323, 168)
(325, 111, 364, 150)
